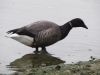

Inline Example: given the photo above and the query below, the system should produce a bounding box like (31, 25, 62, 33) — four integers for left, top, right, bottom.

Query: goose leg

(41, 47, 49, 54)
(34, 47, 39, 54)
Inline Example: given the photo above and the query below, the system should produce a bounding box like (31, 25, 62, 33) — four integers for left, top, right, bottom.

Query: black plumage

(7, 18, 88, 53)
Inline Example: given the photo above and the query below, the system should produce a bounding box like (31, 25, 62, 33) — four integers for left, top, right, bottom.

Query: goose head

(70, 18, 88, 29)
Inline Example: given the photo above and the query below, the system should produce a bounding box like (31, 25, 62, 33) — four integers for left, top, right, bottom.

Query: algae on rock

(9, 53, 65, 68)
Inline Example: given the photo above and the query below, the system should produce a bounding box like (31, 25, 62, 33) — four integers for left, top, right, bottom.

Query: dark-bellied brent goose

(6, 18, 88, 54)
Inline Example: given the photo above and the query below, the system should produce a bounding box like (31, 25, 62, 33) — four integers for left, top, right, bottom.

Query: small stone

(55, 65, 61, 70)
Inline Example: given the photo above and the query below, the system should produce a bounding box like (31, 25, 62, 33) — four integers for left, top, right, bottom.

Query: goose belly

(9, 34, 34, 46)
(35, 30, 61, 46)
(35, 36, 60, 46)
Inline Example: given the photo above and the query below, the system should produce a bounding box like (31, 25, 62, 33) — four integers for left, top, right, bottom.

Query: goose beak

(84, 25, 88, 29)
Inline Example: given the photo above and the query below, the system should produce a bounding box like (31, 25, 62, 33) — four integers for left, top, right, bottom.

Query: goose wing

(25, 21, 59, 34)
(7, 21, 59, 38)
(22, 21, 59, 37)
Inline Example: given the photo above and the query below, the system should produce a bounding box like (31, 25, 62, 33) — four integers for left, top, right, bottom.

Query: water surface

(0, 0, 100, 74)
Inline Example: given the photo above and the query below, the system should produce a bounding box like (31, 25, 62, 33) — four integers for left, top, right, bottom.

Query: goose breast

(33, 27, 61, 47)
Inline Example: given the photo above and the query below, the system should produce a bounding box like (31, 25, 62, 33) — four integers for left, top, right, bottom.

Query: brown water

(0, 0, 100, 74)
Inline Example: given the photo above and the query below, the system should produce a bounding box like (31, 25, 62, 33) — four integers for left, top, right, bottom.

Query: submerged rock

(9, 53, 65, 69)
(10, 59, 100, 75)
(8, 53, 100, 75)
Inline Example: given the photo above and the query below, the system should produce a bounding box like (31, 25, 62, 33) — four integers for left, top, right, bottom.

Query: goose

(6, 18, 88, 53)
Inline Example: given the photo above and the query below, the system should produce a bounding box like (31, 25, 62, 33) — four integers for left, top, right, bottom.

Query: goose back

(25, 21, 59, 34)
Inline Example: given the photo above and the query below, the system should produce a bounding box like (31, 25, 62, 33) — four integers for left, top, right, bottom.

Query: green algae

(9, 53, 65, 68)
(8, 53, 100, 75)
(10, 59, 100, 75)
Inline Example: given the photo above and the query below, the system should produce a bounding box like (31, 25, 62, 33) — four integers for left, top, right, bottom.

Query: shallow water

(0, 0, 100, 74)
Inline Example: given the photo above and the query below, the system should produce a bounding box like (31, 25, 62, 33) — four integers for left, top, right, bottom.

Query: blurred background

(0, 0, 100, 74)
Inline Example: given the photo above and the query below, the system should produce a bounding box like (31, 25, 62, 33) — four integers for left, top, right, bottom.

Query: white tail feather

(7, 33, 34, 46)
